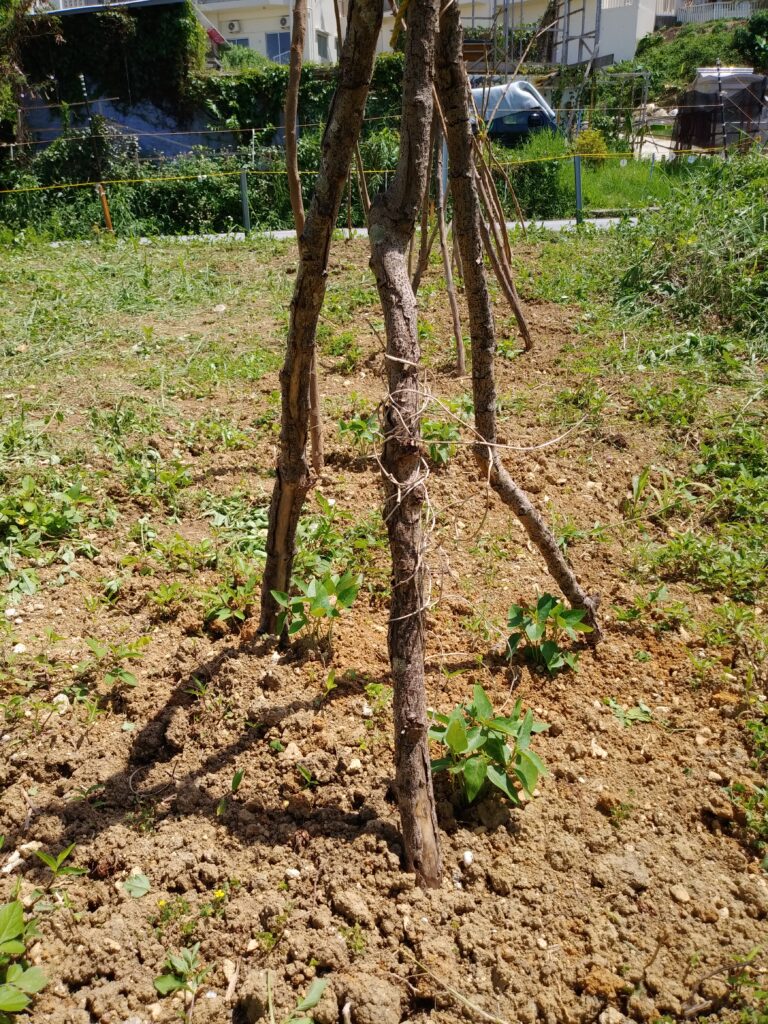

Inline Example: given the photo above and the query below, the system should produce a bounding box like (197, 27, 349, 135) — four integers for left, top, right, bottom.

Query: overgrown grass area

(518, 152, 767, 864)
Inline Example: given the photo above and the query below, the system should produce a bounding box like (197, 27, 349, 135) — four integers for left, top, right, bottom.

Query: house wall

(600, 0, 655, 61)
(199, 0, 341, 62)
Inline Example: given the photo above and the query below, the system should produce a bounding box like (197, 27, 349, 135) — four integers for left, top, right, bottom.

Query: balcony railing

(674, 0, 752, 20)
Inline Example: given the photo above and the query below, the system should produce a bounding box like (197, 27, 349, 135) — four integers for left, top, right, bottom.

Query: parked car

(471, 82, 558, 146)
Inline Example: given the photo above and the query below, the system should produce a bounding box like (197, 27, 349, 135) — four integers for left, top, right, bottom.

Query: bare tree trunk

(434, 128, 465, 375)
(259, 0, 383, 636)
(435, 3, 602, 640)
(285, 0, 324, 477)
(369, 0, 443, 888)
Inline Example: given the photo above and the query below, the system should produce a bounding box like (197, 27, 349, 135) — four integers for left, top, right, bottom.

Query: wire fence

(1, 109, 764, 238)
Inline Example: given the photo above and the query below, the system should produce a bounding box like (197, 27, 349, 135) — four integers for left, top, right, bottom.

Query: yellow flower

(213, 889, 226, 900)
(157, 899, 167, 908)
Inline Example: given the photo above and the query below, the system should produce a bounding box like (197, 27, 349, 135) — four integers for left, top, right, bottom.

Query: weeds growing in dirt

(154, 943, 209, 1022)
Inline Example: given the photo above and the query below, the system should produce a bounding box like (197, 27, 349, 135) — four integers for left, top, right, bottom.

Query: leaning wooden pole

(259, 0, 384, 635)
(434, 127, 465, 375)
(435, 2, 602, 639)
(368, 0, 443, 888)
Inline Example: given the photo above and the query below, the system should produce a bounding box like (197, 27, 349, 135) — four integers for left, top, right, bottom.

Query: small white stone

(590, 737, 608, 759)
(285, 868, 301, 881)
(213, 303, 227, 313)
(707, 771, 723, 783)
(462, 850, 474, 868)
(536, 937, 548, 949)
(670, 883, 690, 904)
(12, 643, 26, 655)
(4, 608, 18, 618)
(246, 938, 259, 952)
(361, 702, 374, 718)
(347, 758, 363, 774)
(52, 693, 70, 715)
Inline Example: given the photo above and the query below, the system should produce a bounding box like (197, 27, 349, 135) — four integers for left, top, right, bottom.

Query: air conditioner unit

(280, 16, 288, 26)
(227, 20, 241, 33)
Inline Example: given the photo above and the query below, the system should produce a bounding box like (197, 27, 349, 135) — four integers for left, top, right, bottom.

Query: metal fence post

(573, 154, 583, 225)
(240, 169, 251, 234)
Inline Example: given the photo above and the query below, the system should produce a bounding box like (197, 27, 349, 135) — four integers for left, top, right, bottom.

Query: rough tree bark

(285, 0, 324, 476)
(435, 3, 602, 638)
(258, 0, 383, 635)
(368, 0, 443, 888)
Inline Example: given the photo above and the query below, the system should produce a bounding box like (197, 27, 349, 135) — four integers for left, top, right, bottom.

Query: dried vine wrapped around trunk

(368, 0, 443, 888)
(435, 3, 601, 639)
(258, 0, 383, 636)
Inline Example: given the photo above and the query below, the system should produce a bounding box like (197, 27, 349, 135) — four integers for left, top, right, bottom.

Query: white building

(196, 0, 342, 63)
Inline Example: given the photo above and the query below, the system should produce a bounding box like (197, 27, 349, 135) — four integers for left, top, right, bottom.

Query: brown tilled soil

(0, 238, 765, 1024)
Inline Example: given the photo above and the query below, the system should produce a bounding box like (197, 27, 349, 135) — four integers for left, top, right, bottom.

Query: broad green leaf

(518, 709, 534, 750)
(486, 765, 519, 804)
(430, 757, 453, 773)
(270, 590, 291, 608)
(33, 850, 57, 871)
(515, 755, 539, 795)
(472, 685, 493, 721)
(484, 735, 509, 766)
(0, 902, 23, 947)
(525, 619, 546, 643)
(462, 756, 487, 803)
(505, 632, 522, 659)
(521, 748, 547, 777)
(123, 873, 150, 899)
(295, 977, 328, 1011)
(507, 605, 524, 629)
(154, 974, 183, 995)
(488, 717, 520, 738)
(444, 712, 468, 754)
(0, 984, 30, 1013)
(465, 726, 485, 752)
(0, 939, 25, 956)
(12, 966, 47, 995)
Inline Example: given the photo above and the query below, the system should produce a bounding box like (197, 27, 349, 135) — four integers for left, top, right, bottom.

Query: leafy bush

(572, 127, 608, 168)
(495, 131, 574, 219)
(271, 570, 361, 648)
(615, 155, 768, 341)
(506, 593, 592, 673)
(429, 684, 547, 804)
(627, 22, 749, 98)
(733, 11, 768, 71)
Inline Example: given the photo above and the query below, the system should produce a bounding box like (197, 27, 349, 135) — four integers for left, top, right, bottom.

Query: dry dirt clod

(340, 973, 400, 1024)
(670, 883, 691, 904)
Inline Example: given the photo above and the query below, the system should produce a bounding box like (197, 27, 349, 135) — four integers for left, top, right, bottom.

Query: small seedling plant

(506, 593, 592, 673)
(265, 971, 328, 1024)
(79, 636, 150, 689)
(33, 844, 87, 888)
(337, 414, 380, 455)
(429, 685, 547, 805)
(271, 570, 361, 648)
(154, 943, 209, 1023)
(0, 900, 47, 1021)
(422, 419, 460, 466)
